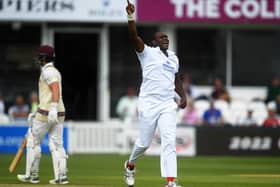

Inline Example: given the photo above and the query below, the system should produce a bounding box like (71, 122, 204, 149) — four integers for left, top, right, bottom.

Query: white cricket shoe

(124, 160, 135, 187)
(165, 181, 182, 187)
(17, 174, 40, 184)
(49, 174, 69, 185)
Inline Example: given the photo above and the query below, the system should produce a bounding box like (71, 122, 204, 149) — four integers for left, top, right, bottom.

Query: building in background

(0, 0, 279, 121)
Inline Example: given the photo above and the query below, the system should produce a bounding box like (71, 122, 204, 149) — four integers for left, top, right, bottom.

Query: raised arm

(126, 0, 144, 53)
(175, 73, 187, 109)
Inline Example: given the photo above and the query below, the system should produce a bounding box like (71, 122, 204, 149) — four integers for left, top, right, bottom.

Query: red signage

(137, 0, 280, 23)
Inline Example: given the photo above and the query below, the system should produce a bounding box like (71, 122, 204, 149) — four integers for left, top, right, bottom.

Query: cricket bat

(9, 137, 27, 173)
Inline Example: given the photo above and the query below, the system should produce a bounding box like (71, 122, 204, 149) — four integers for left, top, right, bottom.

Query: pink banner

(137, 0, 280, 23)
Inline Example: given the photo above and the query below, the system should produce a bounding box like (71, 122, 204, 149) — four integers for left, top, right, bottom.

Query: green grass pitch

(1, 154, 280, 187)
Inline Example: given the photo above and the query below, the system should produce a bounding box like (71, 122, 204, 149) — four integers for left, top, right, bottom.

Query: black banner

(196, 126, 280, 155)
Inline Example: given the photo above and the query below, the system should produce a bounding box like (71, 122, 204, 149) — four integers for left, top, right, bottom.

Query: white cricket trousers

(26, 119, 67, 179)
(129, 99, 177, 177)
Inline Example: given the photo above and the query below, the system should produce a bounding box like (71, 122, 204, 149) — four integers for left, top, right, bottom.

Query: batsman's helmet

(37, 45, 55, 62)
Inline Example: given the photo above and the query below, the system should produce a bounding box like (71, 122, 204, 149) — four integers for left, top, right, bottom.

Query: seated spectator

(263, 102, 279, 127)
(211, 78, 231, 102)
(275, 94, 280, 116)
(238, 108, 257, 126)
(0, 93, 9, 124)
(0, 92, 5, 114)
(29, 91, 39, 113)
(116, 87, 138, 125)
(202, 100, 224, 126)
(181, 100, 201, 126)
(265, 76, 280, 103)
(0, 113, 9, 124)
(8, 95, 29, 122)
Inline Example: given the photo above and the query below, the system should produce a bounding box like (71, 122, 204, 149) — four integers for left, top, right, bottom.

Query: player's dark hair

(38, 54, 55, 62)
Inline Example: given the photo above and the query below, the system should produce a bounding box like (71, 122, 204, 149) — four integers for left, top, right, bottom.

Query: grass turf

(1, 154, 280, 187)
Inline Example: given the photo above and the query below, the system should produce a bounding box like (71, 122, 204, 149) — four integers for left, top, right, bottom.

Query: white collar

(156, 47, 175, 57)
(41, 62, 54, 71)
(168, 50, 175, 56)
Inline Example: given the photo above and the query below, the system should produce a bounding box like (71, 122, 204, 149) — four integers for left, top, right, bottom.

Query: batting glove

(48, 102, 59, 125)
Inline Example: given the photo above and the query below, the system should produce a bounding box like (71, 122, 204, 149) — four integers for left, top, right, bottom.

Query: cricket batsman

(17, 45, 69, 184)
(124, 1, 187, 187)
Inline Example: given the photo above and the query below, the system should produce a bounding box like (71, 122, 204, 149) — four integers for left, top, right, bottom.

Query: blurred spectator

(0, 92, 5, 114)
(182, 73, 198, 100)
(181, 99, 201, 126)
(275, 94, 280, 116)
(0, 93, 9, 124)
(265, 76, 280, 103)
(116, 87, 138, 125)
(263, 102, 279, 127)
(0, 112, 9, 124)
(8, 95, 29, 122)
(29, 91, 39, 113)
(211, 78, 231, 102)
(238, 108, 257, 126)
(202, 100, 224, 126)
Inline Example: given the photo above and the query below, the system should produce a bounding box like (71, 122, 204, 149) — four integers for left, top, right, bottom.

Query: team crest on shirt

(162, 58, 177, 73)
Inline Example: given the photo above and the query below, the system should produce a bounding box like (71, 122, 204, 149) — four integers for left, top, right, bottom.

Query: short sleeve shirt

(42, 65, 59, 85)
(136, 45, 179, 101)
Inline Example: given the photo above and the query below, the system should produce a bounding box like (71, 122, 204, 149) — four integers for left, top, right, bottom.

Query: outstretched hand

(126, 0, 135, 15)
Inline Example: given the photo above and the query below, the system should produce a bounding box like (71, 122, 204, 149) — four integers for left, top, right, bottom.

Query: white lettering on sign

(225, 0, 280, 19)
(170, 0, 185, 18)
(170, 0, 280, 20)
(207, 0, 219, 18)
(5, 136, 22, 146)
(229, 136, 272, 151)
(277, 0, 280, 17)
(0, 137, 4, 145)
(187, 0, 204, 18)
(261, 0, 273, 18)
(242, 0, 259, 19)
(170, 0, 220, 18)
(225, 0, 241, 18)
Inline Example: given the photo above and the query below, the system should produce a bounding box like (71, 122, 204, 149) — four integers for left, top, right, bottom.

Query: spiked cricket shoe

(124, 160, 135, 187)
(17, 174, 40, 184)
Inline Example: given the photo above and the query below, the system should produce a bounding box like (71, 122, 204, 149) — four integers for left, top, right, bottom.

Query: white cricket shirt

(36, 62, 65, 122)
(136, 45, 179, 102)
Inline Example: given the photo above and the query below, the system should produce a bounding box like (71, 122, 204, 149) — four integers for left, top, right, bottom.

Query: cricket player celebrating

(125, 1, 187, 187)
(17, 45, 69, 184)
